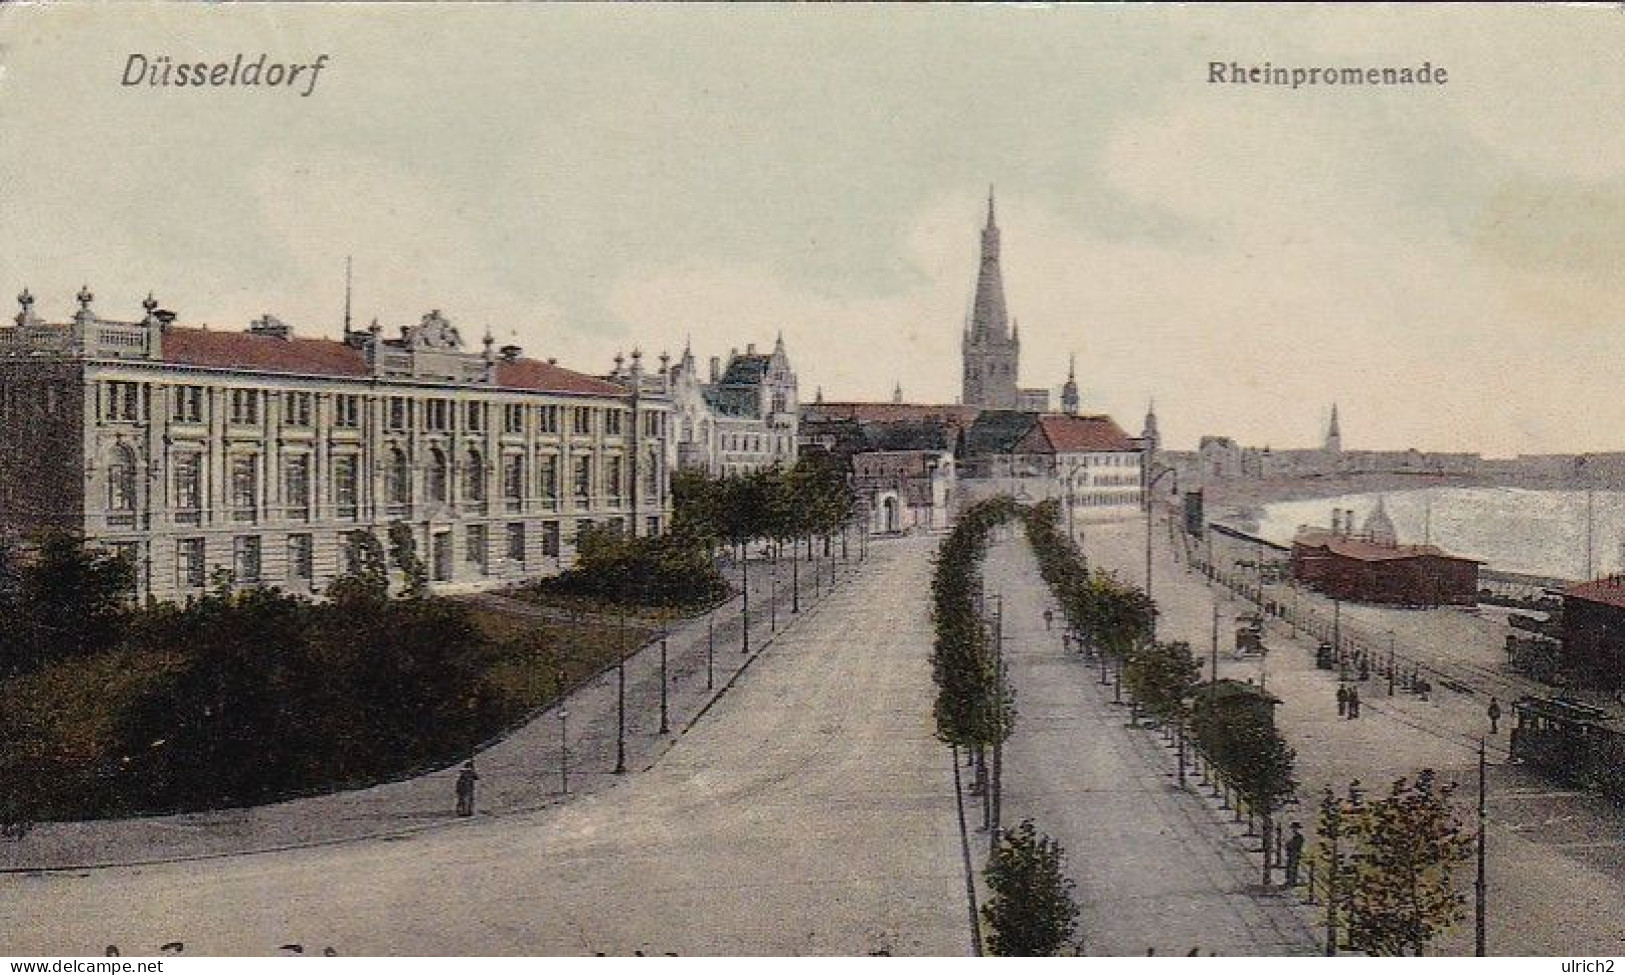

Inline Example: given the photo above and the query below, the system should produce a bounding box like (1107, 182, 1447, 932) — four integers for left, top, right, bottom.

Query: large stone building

(0, 288, 673, 602)
(665, 337, 797, 477)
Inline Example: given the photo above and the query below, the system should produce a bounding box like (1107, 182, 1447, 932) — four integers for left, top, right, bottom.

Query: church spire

(1325, 402, 1342, 453)
(961, 188, 1020, 411)
(1061, 353, 1080, 415)
(987, 184, 997, 229)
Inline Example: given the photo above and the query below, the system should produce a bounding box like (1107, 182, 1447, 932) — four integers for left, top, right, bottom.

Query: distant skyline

(3, 4, 1625, 456)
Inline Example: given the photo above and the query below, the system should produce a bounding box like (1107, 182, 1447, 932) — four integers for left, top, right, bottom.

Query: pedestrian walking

(1336, 683, 1349, 717)
(1348, 685, 1361, 719)
(1358, 656, 1370, 682)
(1043, 607, 1054, 631)
(455, 760, 479, 817)
(1284, 822, 1305, 887)
(1488, 696, 1502, 735)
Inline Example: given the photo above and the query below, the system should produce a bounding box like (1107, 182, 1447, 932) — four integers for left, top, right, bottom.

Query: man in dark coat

(455, 761, 479, 817)
(1284, 822, 1305, 887)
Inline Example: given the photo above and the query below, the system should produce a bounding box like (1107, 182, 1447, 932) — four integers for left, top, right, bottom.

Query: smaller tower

(1141, 398, 1160, 454)
(1324, 403, 1342, 453)
(1363, 495, 1397, 547)
(1060, 354, 1080, 416)
(892, 381, 903, 405)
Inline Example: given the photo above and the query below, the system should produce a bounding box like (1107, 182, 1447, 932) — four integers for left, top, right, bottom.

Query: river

(1248, 486, 1625, 581)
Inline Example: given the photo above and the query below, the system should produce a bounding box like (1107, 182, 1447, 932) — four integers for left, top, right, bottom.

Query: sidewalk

(981, 532, 1319, 956)
(0, 544, 868, 873)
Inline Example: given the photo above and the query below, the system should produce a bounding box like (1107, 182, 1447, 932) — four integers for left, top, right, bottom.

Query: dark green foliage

(930, 497, 1018, 748)
(982, 819, 1081, 956)
(540, 523, 729, 608)
(1191, 683, 1297, 818)
(673, 457, 856, 551)
(1019, 501, 1154, 662)
(3, 533, 135, 675)
(387, 521, 429, 598)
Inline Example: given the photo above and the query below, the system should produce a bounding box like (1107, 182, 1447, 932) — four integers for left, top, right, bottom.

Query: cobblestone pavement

(1084, 516, 1625, 955)
(0, 535, 970, 956)
(983, 531, 1320, 956)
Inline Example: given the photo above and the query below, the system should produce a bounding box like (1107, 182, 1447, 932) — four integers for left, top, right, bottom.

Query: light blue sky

(3, 3, 1624, 455)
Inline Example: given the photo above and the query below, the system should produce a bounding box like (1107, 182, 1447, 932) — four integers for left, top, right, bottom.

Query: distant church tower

(1060, 354, 1080, 415)
(961, 188, 1021, 410)
(1141, 398, 1160, 454)
(1324, 403, 1342, 453)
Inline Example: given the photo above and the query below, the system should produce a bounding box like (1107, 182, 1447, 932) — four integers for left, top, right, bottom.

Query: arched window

(387, 447, 412, 505)
(107, 445, 137, 514)
(464, 448, 485, 501)
(427, 447, 449, 503)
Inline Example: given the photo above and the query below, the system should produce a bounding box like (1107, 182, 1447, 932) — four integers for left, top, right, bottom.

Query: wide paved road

(1, 536, 969, 957)
(985, 534, 1319, 956)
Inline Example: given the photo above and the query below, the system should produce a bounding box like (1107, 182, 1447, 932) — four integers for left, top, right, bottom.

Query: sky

(2, 3, 1624, 456)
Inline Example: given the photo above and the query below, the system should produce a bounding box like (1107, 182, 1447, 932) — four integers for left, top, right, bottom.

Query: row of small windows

(106, 445, 657, 523)
(94, 382, 660, 438)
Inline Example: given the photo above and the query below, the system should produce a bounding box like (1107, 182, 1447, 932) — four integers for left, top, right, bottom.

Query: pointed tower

(892, 380, 904, 405)
(1324, 403, 1342, 453)
(1141, 398, 1160, 454)
(961, 186, 1021, 410)
(1061, 354, 1080, 416)
(1363, 495, 1397, 546)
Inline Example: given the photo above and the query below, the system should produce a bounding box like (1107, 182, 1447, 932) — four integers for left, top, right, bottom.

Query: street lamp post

(1387, 631, 1397, 697)
(990, 594, 1005, 859)
(1145, 465, 1178, 641)
(659, 630, 669, 735)
(741, 547, 750, 655)
(706, 607, 715, 691)
(615, 601, 627, 775)
(558, 707, 570, 795)
(792, 536, 800, 614)
(771, 558, 778, 633)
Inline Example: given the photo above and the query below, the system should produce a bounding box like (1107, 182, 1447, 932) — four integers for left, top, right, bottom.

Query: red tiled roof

(158, 326, 626, 397)
(494, 358, 628, 397)
(1019, 414, 1138, 454)
(803, 402, 980, 426)
(1292, 529, 1478, 564)
(164, 327, 370, 377)
(1564, 576, 1625, 611)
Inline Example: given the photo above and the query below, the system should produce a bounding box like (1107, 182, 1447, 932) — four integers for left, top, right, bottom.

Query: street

(1084, 515, 1625, 955)
(984, 531, 1319, 955)
(0, 537, 969, 956)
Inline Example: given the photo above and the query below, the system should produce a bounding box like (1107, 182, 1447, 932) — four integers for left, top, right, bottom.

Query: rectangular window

(502, 453, 524, 510)
(288, 533, 314, 582)
(538, 405, 561, 434)
(333, 454, 359, 519)
(284, 454, 311, 520)
(283, 391, 313, 428)
(606, 455, 624, 504)
(502, 403, 523, 434)
(542, 521, 561, 558)
(233, 535, 262, 584)
(387, 396, 411, 431)
(605, 410, 623, 436)
(466, 524, 487, 572)
(573, 455, 592, 503)
(108, 381, 141, 421)
(177, 537, 206, 589)
(174, 452, 203, 524)
(230, 455, 258, 522)
(537, 453, 558, 503)
(334, 394, 362, 429)
(572, 407, 592, 436)
(228, 389, 259, 425)
(506, 523, 525, 562)
(646, 515, 660, 537)
(426, 398, 450, 432)
(172, 385, 204, 424)
(466, 401, 486, 433)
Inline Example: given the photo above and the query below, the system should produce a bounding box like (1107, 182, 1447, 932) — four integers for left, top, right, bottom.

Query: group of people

(1334, 682, 1363, 719)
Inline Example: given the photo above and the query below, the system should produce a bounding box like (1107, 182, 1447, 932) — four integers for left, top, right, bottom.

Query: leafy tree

(11, 533, 135, 673)
(982, 819, 1081, 956)
(1341, 771, 1472, 956)
(1123, 640, 1201, 725)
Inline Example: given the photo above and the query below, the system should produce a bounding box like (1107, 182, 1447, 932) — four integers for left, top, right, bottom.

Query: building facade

(1290, 526, 1479, 606)
(0, 288, 673, 602)
(666, 337, 797, 477)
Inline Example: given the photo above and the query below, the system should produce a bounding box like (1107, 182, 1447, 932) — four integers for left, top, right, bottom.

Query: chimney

(709, 356, 721, 383)
(746, 342, 756, 355)
(499, 344, 522, 362)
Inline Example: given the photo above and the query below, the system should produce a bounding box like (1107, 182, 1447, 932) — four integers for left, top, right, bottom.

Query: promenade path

(983, 532, 1319, 956)
(1, 545, 854, 872)
(1085, 516, 1625, 955)
(1, 535, 970, 956)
